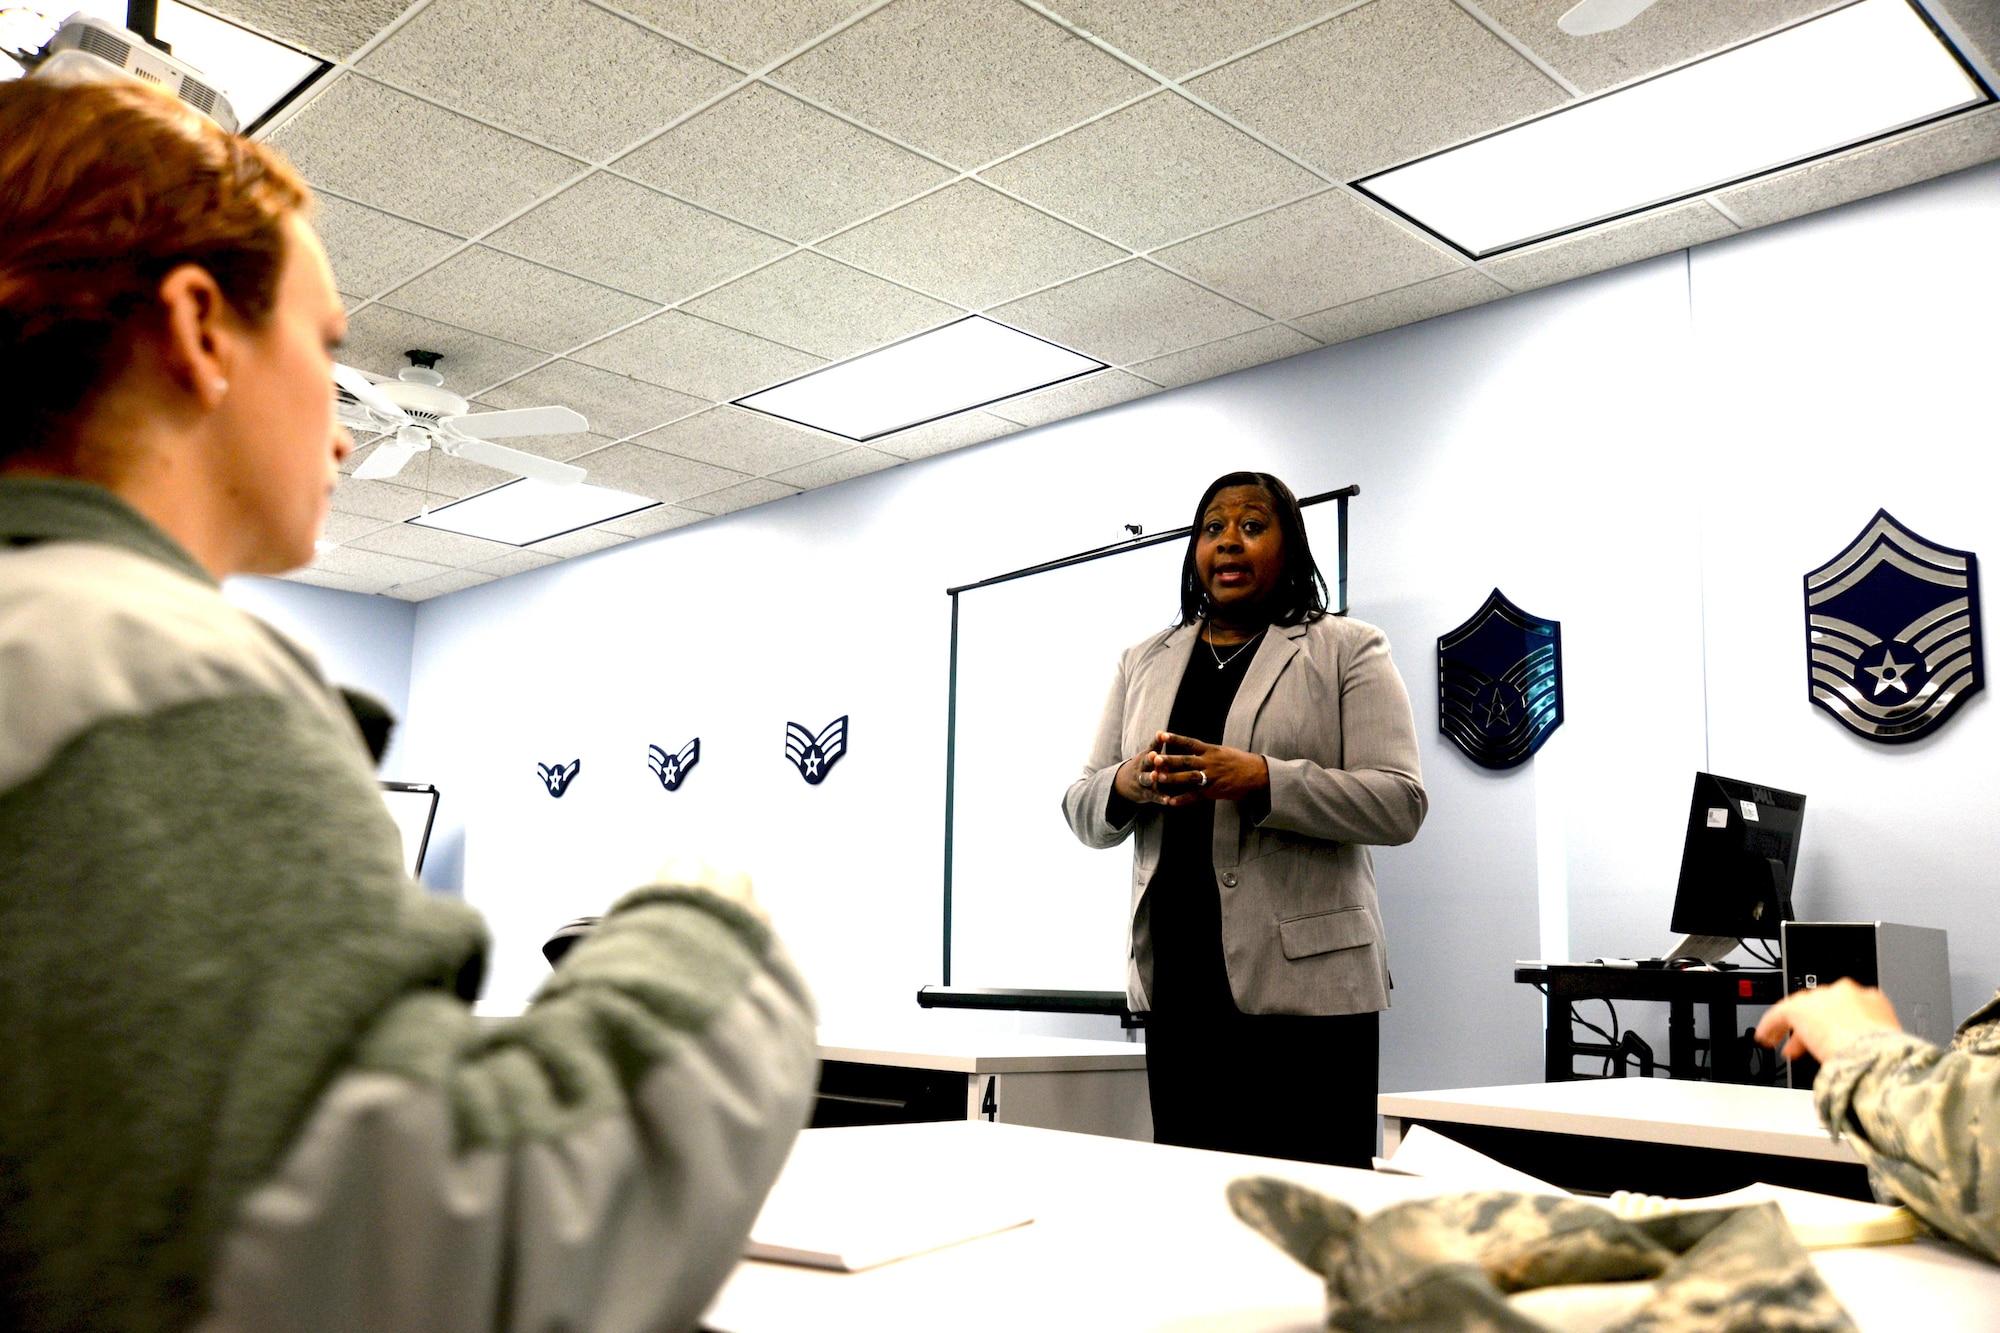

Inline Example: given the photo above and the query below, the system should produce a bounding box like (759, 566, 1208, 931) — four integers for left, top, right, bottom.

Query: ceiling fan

(332, 351, 589, 486)
(1558, 0, 1659, 36)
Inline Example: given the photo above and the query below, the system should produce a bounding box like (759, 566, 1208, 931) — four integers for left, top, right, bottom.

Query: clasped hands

(1114, 731, 1269, 807)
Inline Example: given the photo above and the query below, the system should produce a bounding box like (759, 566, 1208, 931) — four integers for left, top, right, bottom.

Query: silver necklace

(1206, 624, 1261, 669)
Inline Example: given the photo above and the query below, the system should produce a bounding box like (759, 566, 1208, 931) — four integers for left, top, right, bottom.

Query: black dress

(1115, 628, 1379, 1167)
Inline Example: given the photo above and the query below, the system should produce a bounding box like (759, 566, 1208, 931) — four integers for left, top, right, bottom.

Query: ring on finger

(1196, 771, 1208, 788)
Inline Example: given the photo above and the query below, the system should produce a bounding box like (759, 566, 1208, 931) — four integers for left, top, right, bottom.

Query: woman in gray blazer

(1063, 471, 1426, 1166)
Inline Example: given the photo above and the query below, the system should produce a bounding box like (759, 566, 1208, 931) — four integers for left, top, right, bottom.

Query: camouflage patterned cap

(1227, 1179, 1857, 1332)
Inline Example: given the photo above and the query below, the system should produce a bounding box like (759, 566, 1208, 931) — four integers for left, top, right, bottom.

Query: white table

(704, 1120, 2000, 1333)
(817, 1031, 1151, 1140)
(1380, 1080, 1863, 1162)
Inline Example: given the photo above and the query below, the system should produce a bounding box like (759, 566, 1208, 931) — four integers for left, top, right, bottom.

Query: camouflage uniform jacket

(1228, 1179, 1855, 1332)
(1815, 990, 2000, 1263)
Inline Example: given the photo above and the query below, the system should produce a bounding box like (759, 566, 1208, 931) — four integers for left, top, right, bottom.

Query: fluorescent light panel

(409, 479, 659, 546)
(735, 316, 1105, 441)
(68, 1, 323, 127)
(1358, 0, 1988, 258)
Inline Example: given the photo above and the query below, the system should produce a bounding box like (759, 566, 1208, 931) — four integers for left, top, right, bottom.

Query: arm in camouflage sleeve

(1815, 1001, 2000, 1263)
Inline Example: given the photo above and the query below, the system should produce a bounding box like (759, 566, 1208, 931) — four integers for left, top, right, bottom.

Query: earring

(214, 379, 229, 398)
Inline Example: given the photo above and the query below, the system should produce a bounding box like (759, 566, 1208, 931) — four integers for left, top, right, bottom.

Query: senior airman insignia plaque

(1438, 589, 1563, 770)
(784, 716, 848, 784)
(1805, 510, 1982, 744)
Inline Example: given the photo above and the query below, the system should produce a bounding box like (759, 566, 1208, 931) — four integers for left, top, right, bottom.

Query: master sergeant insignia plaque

(1805, 510, 1982, 744)
(1437, 589, 1563, 770)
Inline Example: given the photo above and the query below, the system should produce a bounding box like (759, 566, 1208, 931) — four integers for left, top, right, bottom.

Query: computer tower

(1781, 921, 1953, 1089)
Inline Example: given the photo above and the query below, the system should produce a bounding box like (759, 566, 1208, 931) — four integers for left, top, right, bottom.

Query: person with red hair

(0, 77, 816, 1333)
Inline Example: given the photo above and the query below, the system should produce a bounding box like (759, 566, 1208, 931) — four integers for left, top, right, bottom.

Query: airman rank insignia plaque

(1438, 589, 1563, 770)
(1805, 510, 1982, 744)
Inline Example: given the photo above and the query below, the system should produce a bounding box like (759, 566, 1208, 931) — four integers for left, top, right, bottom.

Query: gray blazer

(1062, 615, 1427, 1016)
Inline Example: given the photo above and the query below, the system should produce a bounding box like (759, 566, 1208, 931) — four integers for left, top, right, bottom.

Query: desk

(703, 1120, 1999, 1333)
(1516, 962, 1785, 1082)
(1381, 1080, 1868, 1199)
(814, 1032, 1151, 1141)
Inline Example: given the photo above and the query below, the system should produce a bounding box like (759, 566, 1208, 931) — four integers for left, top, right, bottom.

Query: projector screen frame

(931, 484, 1357, 1017)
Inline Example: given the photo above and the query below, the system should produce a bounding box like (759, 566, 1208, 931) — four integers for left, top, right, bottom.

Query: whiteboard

(380, 783, 439, 878)
(946, 502, 1345, 994)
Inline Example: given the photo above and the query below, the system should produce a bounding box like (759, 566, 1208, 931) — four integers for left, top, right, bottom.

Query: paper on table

(746, 1170, 1033, 1272)
(1373, 1125, 1572, 1195)
(1610, 1183, 1918, 1249)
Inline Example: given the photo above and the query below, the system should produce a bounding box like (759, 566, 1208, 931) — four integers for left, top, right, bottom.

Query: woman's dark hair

(1176, 471, 1329, 627)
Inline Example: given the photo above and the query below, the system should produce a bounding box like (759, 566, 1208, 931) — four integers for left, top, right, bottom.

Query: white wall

(225, 575, 417, 775)
(325, 159, 2000, 1094)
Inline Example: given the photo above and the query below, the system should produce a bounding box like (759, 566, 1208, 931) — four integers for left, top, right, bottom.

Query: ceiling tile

(988, 259, 1265, 364)
(683, 251, 961, 358)
(1292, 267, 1510, 344)
(338, 304, 547, 392)
(1188, 0, 1566, 180)
(283, 567, 380, 594)
(1932, 0, 2000, 79)
(598, 504, 707, 538)
(382, 568, 499, 601)
(210, 0, 403, 60)
(563, 441, 748, 501)
(633, 406, 848, 474)
(770, 0, 1156, 168)
(312, 194, 463, 301)
(1476, 0, 1840, 96)
(1482, 200, 1737, 293)
(679, 478, 802, 515)
(1129, 323, 1319, 388)
(820, 181, 1124, 308)
(348, 522, 517, 567)
(473, 548, 561, 576)
(615, 83, 954, 242)
(380, 246, 659, 353)
(478, 359, 709, 439)
(486, 174, 791, 304)
(1717, 105, 2000, 231)
(768, 446, 904, 488)
(310, 544, 453, 585)
(319, 510, 395, 544)
(359, 0, 737, 159)
(330, 477, 434, 521)
(982, 91, 1322, 249)
(1040, 0, 1345, 78)
(371, 449, 516, 499)
(871, 411, 1021, 459)
(528, 528, 633, 558)
(613, 0, 873, 67)
(573, 310, 824, 400)
(1153, 189, 1461, 318)
(986, 369, 1159, 427)
(270, 74, 581, 235)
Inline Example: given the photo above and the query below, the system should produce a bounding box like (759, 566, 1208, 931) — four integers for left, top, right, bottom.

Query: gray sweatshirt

(0, 477, 818, 1333)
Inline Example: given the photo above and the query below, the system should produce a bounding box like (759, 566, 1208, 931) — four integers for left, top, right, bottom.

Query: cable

(1742, 938, 1780, 967)
(1569, 1000, 1621, 1077)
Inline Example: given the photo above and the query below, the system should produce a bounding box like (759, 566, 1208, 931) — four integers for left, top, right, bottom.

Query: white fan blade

(352, 440, 420, 480)
(1558, 0, 1659, 35)
(332, 363, 407, 421)
(447, 405, 587, 439)
(445, 436, 586, 486)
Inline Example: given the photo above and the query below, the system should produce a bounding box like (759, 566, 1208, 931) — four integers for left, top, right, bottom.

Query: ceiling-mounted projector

(38, 13, 237, 131)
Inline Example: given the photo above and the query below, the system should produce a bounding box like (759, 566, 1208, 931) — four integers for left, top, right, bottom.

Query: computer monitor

(379, 781, 439, 878)
(1669, 772, 1805, 945)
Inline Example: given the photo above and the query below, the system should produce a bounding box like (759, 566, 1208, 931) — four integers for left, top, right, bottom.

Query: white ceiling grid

(186, 0, 1999, 599)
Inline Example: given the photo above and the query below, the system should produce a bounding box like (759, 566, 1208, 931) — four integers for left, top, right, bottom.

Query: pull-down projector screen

(944, 495, 1349, 997)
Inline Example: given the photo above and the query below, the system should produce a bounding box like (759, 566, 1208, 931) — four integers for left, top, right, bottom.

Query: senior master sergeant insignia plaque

(1437, 589, 1563, 770)
(1805, 510, 1982, 744)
